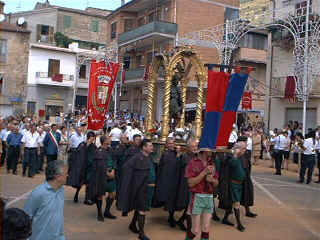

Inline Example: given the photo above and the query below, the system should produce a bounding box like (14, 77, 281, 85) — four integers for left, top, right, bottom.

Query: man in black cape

(66, 126, 85, 203)
(238, 136, 257, 218)
(117, 139, 153, 240)
(87, 135, 113, 222)
(174, 138, 198, 232)
(113, 133, 130, 198)
(154, 137, 180, 228)
(126, 134, 142, 161)
(217, 136, 257, 228)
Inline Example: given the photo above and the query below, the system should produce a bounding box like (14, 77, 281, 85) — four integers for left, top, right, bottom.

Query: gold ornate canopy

(145, 46, 207, 142)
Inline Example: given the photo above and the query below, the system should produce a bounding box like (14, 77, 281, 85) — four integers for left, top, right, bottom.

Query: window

(27, 102, 36, 115)
(0, 75, 4, 94)
(48, 59, 60, 78)
(239, 33, 267, 50)
(138, 17, 145, 27)
(111, 22, 117, 40)
(296, 0, 312, 15)
(79, 65, 86, 79)
(147, 52, 153, 64)
(225, 7, 239, 21)
(36, 24, 54, 43)
(0, 39, 7, 62)
(124, 19, 133, 32)
(91, 20, 99, 32)
(136, 55, 142, 67)
(148, 12, 155, 23)
(123, 56, 131, 70)
(63, 15, 72, 28)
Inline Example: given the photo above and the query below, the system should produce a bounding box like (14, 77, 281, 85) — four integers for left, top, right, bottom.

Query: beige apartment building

(106, 0, 240, 120)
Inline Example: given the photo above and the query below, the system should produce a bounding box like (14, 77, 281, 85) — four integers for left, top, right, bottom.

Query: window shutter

(63, 15, 72, 28)
(36, 24, 41, 41)
(49, 26, 54, 43)
(92, 20, 99, 32)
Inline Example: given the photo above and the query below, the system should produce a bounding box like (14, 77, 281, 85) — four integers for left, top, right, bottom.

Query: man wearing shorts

(184, 149, 219, 240)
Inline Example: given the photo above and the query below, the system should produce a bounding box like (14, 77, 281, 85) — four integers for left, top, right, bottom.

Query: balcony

(118, 21, 178, 47)
(118, 67, 164, 83)
(35, 72, 74, 87)
(236, 48, 267, 64)
(271, 76, 320, 98)
(78, 78, 89, 88)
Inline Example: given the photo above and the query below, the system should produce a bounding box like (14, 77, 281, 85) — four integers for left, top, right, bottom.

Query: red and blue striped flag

(199, 70, 249, 149)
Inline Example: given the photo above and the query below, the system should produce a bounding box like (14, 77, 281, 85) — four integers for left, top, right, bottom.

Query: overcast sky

(2, 0, 129, 13)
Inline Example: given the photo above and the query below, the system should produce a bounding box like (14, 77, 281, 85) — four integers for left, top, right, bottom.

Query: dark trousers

(23, 148, 37, 177)
(1, 141, 7, 166)
(293, 152, 299, 164)
(275, 150, 284, 174)
(7, 146, 20, 173)
(299, 154, 316, 182)
(111, 141, 120, 149)
(46, 154, 57, 163)
(38, 147, 45, 171)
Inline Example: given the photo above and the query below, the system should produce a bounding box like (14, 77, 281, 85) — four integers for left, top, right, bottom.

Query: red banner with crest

(242, 91, 252, 110)
(88, 60, 120, 130)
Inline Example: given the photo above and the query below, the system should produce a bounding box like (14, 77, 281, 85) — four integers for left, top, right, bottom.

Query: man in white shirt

(228, 126, 238, 149)
(129, 122, 143, 142)
(270, 131, 287, 175)
(37, 127, 46, 172)
(21, 124, 40, 178)
(125, 122, 132, 140)
(298, 131, 316, 184)
(109, 124, 122, 148)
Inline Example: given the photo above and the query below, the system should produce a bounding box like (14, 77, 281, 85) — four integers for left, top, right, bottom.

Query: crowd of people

(1, 112, 319, 240)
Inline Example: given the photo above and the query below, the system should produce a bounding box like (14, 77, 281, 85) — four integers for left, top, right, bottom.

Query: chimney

(0, 1, 5, 14)
(121, 0, 125, 6)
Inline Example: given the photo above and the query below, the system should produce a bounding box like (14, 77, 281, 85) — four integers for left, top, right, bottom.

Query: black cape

(174, 152, 195, 211)
(66, 143, 87, 188)
(154, 150, 179, 211)
(240, 155, 254, 207)
(87, 147, 111, 201)
(117, 151, 150, 213)
(218, 154, 233, 210)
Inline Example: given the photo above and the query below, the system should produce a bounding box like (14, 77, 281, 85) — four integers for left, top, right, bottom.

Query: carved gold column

(179, 81, 187, 128)
(160, 72, 172, 142)
(195, 73, 204, 142)
(146, 65, 156, 133)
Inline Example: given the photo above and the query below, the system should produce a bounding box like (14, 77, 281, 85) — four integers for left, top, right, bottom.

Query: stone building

(107, 0, 239, 120)
(8, 0, 111, 49)
(0, 2, 30, 117)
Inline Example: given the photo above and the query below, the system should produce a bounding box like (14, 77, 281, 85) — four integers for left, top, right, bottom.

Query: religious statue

(169, 61, 184, 122)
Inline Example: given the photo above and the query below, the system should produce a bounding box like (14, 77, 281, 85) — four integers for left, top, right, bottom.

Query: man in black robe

(175, 138, 198, 231)
(117, 139, 153, 240)
(88, 135, 114, 222)
(238, 136, 257, 218)
(125, 134, 142, 161)
(113, 133, 130, 198)
(66, 126, 85, 203)
(155, 137, 180, 228)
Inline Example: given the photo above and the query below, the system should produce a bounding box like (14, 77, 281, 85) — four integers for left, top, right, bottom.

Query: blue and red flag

(199, 70, 249, 149)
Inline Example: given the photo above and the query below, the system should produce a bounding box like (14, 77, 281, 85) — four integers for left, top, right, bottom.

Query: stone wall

(57, 10, 107, 46)
(0, 30, 30, 113)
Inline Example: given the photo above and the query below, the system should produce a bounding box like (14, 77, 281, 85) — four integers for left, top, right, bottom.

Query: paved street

(1, 164, 320, 240)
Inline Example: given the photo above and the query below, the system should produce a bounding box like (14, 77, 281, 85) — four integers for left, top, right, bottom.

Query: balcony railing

(118, 67, 164, 83)
(118, 21, 178, 45)
(35, 72, 74, 87)
(271, 76, 320, 98)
